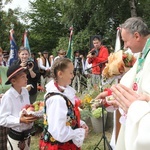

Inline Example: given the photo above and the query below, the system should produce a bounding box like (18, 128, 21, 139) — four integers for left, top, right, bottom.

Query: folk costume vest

(40, 57, 51, 76)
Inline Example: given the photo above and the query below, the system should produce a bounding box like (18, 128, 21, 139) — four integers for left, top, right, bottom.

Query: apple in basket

(33, 101, 44, 111)
(39, 101, 44, 110)
(26, 105, 35, 112)
(22, 104, 35, 111)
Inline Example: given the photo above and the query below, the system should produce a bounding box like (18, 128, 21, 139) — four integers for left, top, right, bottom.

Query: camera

(90, 50, 97, 55)
(26, 60, 34, 69)
(77, 57, 82, 61)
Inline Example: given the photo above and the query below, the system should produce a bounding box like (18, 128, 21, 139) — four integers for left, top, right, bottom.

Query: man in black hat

(2, 53, 9, 67)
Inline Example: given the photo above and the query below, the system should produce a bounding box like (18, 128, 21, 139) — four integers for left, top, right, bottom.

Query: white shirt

(84, 58, 92, 74)
(0, 87, 33, 132)
(39, 57, 51, 70)
(44, 80, 85, 147)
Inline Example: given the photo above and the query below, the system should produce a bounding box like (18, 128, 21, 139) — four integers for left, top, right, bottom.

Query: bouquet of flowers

(102, 50, 136, 78)
(122, 52, 136, 67)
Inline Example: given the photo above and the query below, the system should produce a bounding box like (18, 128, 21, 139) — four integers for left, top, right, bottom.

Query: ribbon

(74, 96, 81, 127)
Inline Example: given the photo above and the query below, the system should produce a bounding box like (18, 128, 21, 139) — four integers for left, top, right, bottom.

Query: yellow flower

(43, 120, 48, 125)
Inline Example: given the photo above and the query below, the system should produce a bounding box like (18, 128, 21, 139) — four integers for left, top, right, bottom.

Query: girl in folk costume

(39, 58, 88, 150)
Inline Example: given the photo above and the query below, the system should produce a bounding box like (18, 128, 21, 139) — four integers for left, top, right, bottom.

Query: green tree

(57, 0, 149, 53)
(26, 0, 66, 54)
(0, 8, 26, 50)
(1, 0, 149, 55)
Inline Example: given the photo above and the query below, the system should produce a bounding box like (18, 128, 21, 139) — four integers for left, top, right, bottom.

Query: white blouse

(45, 80, 85, 147)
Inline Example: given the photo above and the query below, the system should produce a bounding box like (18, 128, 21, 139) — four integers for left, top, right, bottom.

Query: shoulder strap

(43, 92, 73, 130)
(45, 92, 73, 108)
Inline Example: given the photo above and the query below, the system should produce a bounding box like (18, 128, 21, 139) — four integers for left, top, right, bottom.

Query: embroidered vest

(41, 92, 79, 144)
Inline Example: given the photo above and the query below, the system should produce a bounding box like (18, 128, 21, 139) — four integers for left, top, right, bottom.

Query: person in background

(3, 54, 9, 67)
(39, 58, 88, 149)
(0, 64, 37, 150)
(37, 52, 43, 67)
(73, 50, 85, 74)
(54, 49, 66, 61)
(84, 57, 92, 91)
(49, 54, 54, 66)
(31, 52, 38, 64)
(0, 47, 3, 66)
(38, 50, 53, 90)
(96, 17, 150, 150)
(0, 47, 8, 149)
(12, 46, 40, 104)
(87, 36, 109, 89)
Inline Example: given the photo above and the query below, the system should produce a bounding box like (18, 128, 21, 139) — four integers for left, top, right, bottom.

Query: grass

(31, 117, 112, 150)
(32, 91, 113, 150)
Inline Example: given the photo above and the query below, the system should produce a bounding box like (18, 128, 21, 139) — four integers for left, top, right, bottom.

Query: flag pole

(24, 29, 31, 57)
(66, 26, 73, 60)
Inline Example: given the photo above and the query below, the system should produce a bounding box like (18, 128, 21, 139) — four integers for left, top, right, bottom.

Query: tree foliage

(0, 0, 149, 55)
(0, 8, 26, 50)
(25, 0, 66, 54)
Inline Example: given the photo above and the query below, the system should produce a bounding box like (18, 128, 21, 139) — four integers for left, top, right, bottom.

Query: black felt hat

(5, 64, 27, 85)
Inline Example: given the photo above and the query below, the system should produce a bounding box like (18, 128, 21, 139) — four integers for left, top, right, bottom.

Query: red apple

(27, 106, 35, 112)
(22, 104, 30, 110)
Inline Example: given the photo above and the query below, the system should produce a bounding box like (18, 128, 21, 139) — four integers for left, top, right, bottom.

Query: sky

(3, 0, 31, 12)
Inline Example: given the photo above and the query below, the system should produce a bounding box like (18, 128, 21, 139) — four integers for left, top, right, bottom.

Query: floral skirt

(39, 139, 80, 150)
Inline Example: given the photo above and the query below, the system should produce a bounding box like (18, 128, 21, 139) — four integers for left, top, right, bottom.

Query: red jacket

(88, 46, 109, 75)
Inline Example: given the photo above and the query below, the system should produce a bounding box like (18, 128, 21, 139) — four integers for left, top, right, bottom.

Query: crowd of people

(0, 16, 150, 150)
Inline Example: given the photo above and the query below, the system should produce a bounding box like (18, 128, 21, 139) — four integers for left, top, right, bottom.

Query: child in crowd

(39, 58, 88, 150)
(0, 64, 38, 150)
